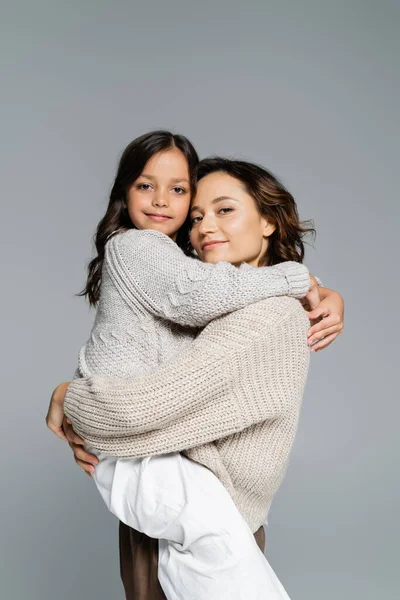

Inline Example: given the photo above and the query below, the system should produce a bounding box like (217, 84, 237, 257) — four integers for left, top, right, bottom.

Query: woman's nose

(199, 215, 218, 234)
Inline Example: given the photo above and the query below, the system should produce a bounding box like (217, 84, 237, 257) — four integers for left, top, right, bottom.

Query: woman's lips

(145, 214, 171, 222)
(202, 241, 227, 251)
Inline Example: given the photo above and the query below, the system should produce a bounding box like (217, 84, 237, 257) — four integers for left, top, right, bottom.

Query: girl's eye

(172, 186, 186, 195)
(137, 183, 152, 191)
(219, 207, 233, 215)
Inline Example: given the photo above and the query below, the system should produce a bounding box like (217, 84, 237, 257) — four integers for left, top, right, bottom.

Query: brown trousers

(119, 521, 266, 600)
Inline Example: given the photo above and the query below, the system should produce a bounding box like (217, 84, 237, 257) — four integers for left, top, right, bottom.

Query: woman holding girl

(47, 131, 344, 599)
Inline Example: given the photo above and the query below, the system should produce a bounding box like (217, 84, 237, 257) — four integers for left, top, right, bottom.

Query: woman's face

(126, 149, 191, 240)
(190, 172, 275, 266)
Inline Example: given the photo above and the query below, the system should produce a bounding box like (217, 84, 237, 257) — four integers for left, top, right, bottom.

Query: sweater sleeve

(105, 229, 310, 327)
(64, 298, 310, 458)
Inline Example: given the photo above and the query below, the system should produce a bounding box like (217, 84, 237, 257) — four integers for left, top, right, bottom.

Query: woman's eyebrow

(191, 196, 238, 212)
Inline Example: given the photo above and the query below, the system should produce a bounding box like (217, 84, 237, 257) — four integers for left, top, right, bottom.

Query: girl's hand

(63, 417, 99, 478)
(303, 274, 321, 311)
(45, 382, 70, 441)
(306, 290, 344, 352)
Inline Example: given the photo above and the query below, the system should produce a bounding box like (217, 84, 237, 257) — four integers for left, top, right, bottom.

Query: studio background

(1, 1, 398, 599)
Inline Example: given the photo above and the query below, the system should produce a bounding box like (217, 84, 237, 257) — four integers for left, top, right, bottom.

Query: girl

(47, 133, 344, 599)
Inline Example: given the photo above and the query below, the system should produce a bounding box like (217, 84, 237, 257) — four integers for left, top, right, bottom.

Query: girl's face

(190, 172, 275, 266)
(126, 149, 191, 240)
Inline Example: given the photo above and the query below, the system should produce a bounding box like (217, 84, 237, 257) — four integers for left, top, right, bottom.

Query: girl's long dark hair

(80, 131, 199, 306)
(194, 158, 315, 266)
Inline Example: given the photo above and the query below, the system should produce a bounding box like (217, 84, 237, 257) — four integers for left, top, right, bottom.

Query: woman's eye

(219, 207, 233, 215)
(191, 216, 202, 225)
(172, 186, 186, 195)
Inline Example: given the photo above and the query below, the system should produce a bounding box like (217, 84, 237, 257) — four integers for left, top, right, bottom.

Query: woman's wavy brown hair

(194, 158, 315, 266)
(79, 131, 199, 305)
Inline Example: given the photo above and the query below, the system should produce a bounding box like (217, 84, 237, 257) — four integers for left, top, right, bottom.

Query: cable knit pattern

(105, 229, 310, 326)
(78, 229, 310, 380)
(65, 296, 310, 533)
(66, 229, 311, 532)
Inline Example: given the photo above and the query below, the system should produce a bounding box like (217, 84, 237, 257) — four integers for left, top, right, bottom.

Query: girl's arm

(64, 298, 309, 457)
(106, 229, 312, 327)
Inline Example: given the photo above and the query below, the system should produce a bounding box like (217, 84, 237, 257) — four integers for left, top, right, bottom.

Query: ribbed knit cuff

(274, 263, 310, 298)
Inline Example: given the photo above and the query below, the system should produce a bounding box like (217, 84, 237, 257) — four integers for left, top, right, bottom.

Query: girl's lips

(145, 214, 171, 222)
(202, 241, 227, 251)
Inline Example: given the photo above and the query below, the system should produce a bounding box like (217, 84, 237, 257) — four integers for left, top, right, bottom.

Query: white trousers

(89, 449, 290, 600)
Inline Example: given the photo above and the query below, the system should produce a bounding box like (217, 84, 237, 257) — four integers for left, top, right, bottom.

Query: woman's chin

(203, 251, 231, 264)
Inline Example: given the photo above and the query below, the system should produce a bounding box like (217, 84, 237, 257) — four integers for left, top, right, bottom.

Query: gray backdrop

(1, 0, 399, 598)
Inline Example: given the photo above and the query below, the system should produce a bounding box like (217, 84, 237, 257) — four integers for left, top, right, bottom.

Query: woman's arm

(48, 285, 343, 470)
(64, 297, 310, 457)
(106, 229, 312, 327)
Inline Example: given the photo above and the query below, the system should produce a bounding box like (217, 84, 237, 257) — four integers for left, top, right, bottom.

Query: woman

(47, 136, 344, 599)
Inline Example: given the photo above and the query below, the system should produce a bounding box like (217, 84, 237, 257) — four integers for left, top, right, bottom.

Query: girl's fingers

(304, 288, 320, 311)
(306, 306, 330, 321)
(308, 323, 343, 346)
(310, 332, 339, 352)
(307, 314, 341, 338)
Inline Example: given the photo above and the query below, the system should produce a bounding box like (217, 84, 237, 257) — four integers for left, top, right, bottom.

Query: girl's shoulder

(106, 228, 176, 251)
(104, 228, 182, 264)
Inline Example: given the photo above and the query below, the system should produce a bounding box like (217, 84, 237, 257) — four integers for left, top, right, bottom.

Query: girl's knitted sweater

(65, 229, 311, 532)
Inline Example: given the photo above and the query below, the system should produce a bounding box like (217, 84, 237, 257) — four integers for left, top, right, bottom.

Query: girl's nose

(153, 191, 168, 208)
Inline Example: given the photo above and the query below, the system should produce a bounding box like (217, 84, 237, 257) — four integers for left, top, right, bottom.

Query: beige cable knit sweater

(65, 229, 311, 532)
(66, 297, 310, 532)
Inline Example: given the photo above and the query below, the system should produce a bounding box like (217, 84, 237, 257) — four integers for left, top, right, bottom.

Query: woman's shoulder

(217, 297, 308, 332)
(253, 296, 308, 324)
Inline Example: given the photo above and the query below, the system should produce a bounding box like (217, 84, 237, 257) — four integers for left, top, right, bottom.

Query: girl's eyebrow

(191, 196, 238, 213)
(139, 174, 189, 185)
(171, 177, 190, 184)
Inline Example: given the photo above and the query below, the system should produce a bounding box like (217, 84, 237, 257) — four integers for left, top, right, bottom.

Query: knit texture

(77, 230, 309, 379)
(66, 229, 311, 532)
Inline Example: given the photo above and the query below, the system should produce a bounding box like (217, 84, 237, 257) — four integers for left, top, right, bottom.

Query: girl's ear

(262, 218, 276, 238)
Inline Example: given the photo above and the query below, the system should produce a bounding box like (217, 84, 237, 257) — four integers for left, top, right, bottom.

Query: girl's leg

(94, 451, 289, 600)
(154, 454, 287, 600)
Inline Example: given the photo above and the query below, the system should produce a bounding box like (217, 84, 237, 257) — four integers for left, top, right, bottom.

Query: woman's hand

(306, 289, 344, 352)
(45, 382, 70, 441)
(63, 417, 99, 478)
(46, 381, 99, 477)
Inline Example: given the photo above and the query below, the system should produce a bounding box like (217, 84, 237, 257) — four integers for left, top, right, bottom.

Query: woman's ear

(262, 218, 276, 238)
